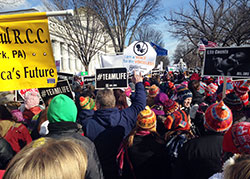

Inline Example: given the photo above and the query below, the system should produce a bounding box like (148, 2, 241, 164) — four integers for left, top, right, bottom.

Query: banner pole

(222, 76, 227, 100)
(46, 10, 74, 17)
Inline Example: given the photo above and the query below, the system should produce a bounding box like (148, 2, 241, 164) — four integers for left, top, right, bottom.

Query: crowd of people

(1, 70, 250, 179)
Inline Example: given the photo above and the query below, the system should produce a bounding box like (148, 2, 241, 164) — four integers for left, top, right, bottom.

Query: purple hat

(151, 93, 169, 116)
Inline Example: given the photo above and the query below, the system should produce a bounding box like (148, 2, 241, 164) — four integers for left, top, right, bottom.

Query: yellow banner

(0, 12, 57, 91)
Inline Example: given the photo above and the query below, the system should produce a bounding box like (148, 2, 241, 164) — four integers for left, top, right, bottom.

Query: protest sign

(83, 75, 95, 85)
(95, 67, 128, 89)
(19, 88, 40, 99)
(0, 12, 57, 91)
(203, 46, 250, 77)
(38, 80, 73, 102)
(168, 66, 178, 72)
(123, 41, 156, 75)
(101, 55, 124, 68)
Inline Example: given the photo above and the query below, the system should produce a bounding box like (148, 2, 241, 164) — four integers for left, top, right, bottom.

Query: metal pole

(222, 76, 227, 100)
(46, 10, 74, 17)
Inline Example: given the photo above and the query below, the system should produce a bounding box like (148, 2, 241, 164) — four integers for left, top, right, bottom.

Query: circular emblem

(133, 41, 148, 56)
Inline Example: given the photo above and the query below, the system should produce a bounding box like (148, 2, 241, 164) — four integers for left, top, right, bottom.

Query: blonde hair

(224, 154, 250, 179)
(3, 138, 88, 179)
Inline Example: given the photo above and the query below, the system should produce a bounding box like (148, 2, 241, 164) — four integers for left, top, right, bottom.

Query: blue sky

(0, 0, 190, 61)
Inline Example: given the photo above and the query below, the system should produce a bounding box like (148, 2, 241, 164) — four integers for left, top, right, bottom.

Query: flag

(200, 38, 217, 47)
(150, 42, 168, 56)
(198, 42, 206, 51)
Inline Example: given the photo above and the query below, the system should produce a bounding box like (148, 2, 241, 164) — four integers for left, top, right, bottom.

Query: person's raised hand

(132, 71, 143, 84)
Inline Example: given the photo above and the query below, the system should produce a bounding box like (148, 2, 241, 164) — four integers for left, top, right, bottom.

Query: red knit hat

(164, 110, 190, 131)
(163, 99, 179, 116)
(204, 101, 233, 132)
(223, 122, 250, 154)
(234, 80, 250, 95)
(239, 92, 249, 106)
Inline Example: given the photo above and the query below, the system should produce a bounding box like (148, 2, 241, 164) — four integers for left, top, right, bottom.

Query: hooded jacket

(81, 82, 146, 179)
(81, 82, 146, 141)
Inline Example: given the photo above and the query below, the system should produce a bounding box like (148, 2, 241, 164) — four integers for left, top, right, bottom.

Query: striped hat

(177, 86, 193, 104)
(204, 101, 233, 132)
(234, 80, 250, 95)
(206, 83, 218, 96)
(164, 99, 179, 116)
(164, 110, 190, 131)
(223, 92, 243, 112)
(239, 93, 249, 106)
(223, 122, 250, 154)
(148, 85, 160, 98)
(79, 96, 96, 110)
(137, 106, 156, 130)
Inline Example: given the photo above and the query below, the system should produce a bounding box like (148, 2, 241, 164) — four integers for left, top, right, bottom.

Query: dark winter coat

(81, 82, 146, 141)
(81, 82, 146, 179)
(46, 122, 103, 179)
(0, 137, 14, 169)
(121, 134, 167, 179)
(172, 132, 224, 179)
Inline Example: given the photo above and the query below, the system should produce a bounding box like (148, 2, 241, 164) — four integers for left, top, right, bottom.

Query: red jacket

(0, 120, 32, 153)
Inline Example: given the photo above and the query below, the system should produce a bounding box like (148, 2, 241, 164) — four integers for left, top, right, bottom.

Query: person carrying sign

(81, 71, 146, 179)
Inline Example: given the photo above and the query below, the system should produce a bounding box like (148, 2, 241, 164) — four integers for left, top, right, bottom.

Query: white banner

(123, 41, 156, 75)
(100, 55, 124, 68)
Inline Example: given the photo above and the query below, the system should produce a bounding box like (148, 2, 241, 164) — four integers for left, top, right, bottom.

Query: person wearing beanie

(172, 101, 233, 179)
(81, 72, 146, 179)
(177, 86, 193, 115)
(223, 92, 246, 122)
(0, 105, 32, 153)
(188, 80, 205, 105)
(78, 96, 96, 128)
(151, 92, 169, 135)
(164, 109, 195, 178)
(209, 122, 250, 179)
(45, 94, 103, 179)
(22, 92, 43, 129)
(147, 84, 160, 107)
(117, 106, 167, 179)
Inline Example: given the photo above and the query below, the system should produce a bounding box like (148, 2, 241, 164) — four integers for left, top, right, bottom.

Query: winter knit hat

(47, 94, 77, 123)
(223, 122, 250, 154)
(137, 106, 156, 130)
(164, 110, 190, 131)
(144, 81, 151, 88)
(148, 85, 160, 98)
(164, 99, 179, 116)
(204, 101, 233, 132)
(79, 96, 96, 110)
(177, 86, 193, 104)
(239, 93, 249, 106)
(223, 92, 244, 112)
(206, 83, 218, 96)
(151, 92, 169, 116)
(190, 73, 201, 81)
(234, 80, 250, 96)
(24, 91, 40, 110)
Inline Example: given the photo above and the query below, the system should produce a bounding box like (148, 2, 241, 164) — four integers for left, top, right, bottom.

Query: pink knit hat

(24, 92, 40, 110)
